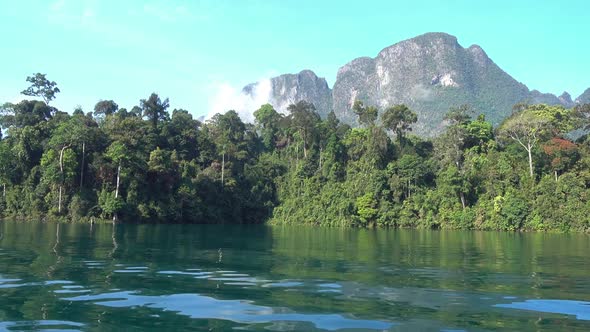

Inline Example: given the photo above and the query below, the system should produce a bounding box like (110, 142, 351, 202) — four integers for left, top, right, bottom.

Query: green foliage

(381, 104, 418, 145)
(1, 77, 589, 232)
(21, 73, 60, 105)
(356, 193, 378, 226)
(352, 100, 378, 128)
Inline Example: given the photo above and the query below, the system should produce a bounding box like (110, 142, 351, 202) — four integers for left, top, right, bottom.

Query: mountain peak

(576, 88, 590, 104)
(332, 32, 530, 133)
(242, 69, 332, 117)
(410, 32, 459, 43)
(377, 32, 461, 59)
(297, 69, 320, 77)
(241, 32, 572, 135)
(559, 92, 573, 106)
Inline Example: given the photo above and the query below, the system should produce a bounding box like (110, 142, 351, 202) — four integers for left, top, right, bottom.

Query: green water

(0, 222, 589, 331)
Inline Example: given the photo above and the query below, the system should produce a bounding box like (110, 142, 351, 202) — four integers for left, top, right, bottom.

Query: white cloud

(207, 79, 273, 123)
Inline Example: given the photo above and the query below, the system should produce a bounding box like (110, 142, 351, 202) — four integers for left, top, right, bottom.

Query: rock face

(334, 32, 545, 135)
(243, 32, 576, 136)
(558, 92, 574, 107)
(242, 70, 332, 117)
(576, 88, 590, 104)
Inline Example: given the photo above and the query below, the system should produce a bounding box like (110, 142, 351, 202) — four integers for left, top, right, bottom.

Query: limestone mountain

(242, 70, 332, 117)
(576, 88, 590, 104)
(332, 32, 564, 135)
(243, 32, 576, 136)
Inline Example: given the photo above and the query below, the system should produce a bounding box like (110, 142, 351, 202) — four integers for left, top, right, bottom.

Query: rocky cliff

(242, 70, 332, 117)
(243, 32, 585, 136)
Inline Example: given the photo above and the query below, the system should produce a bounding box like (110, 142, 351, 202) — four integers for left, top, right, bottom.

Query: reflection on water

(496, 299, 590, 321)
(64, 291, 393, 331)
(0, 320, 85, 331)
(0, 222, 589, 331)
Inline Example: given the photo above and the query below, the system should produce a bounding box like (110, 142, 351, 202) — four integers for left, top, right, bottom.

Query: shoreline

(1, 215, 588, 234)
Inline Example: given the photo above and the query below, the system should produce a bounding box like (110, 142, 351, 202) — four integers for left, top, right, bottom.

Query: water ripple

(495, 299, 590, 320)
(0, 320, 84, 331)
(62, 291, 394, 331)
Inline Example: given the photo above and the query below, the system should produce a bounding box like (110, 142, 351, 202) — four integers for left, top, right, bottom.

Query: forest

(1, 73, 590, 232)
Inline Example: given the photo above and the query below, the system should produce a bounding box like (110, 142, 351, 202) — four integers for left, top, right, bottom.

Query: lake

(0, 222, 589, 331)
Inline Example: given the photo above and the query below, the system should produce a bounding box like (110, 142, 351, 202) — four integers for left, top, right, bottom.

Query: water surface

(0, 222, 589, 331)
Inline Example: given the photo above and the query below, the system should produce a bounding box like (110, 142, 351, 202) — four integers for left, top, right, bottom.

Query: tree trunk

(58, 185, 62, 214)
(221, 152, 225, 188)
(319, 146, 322, 170)
(460, 192, 466, 210)
(301, 130, 307, 159)
(555, 170, 558, 182)
(79, 141, 85, 191)
(115, 163, 121, 199)
(2, 183, 5, 198)
(58, 145, 70, 214)
(113, 163, 121, 223)
(527, 145, 534, 178)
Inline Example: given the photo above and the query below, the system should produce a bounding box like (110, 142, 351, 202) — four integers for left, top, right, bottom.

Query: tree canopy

(1, 74, 589, 232)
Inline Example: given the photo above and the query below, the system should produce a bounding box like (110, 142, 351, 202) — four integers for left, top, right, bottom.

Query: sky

(0, 0, 589, 119)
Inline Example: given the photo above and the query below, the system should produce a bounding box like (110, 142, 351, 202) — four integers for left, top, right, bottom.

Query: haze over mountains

(241, 32, 587, 136)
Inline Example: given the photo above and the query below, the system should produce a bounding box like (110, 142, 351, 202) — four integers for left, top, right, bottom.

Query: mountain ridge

(242, 32, 587, 136)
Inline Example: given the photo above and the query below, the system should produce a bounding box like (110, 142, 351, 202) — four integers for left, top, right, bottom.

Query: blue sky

(0, 0, 588, 118)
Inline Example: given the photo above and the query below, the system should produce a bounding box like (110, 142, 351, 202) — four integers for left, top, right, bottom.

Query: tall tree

(207, 111, 248, 187)
(381, 104, 418, 145)
(435, 105, 473, 209)
(21, 73, 60, 105)
(287, 101, 320, 159)
(352, 100, 378, 128)
(93, 100, 119, 120)
(140, 93, 170, 131)
(0, 141, 13, 198)
(254, 104, 282, 151)
(497, 105, 564, 178)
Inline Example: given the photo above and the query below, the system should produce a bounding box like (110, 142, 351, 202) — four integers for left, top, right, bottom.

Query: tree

(106, 141, 129, 222)
(439, 105, 472, 169)
(94, 100, 119, 119)
(254, 104, 282, 151)
(0, 141, 14, 198)
(391, 154, 430, 201)
(498, 108, 551, 178)
(0, 100, 54, 129)
(542, 138, 579, 181)
(287, 101, 320, 159)
(464, 114, 494, 151)
(162, 109, 201, 160)
(40, 145, 77, 214)
(352, 100, 378, 127)
(207, 111, 248, 187)
(435, 105, 473, 209)
(573, 103, 590, 130)
(381, 104, 418, 145)
(356, 192, 378, 226)
(140, 93, 170, 131)
(21, 73, 60, 105)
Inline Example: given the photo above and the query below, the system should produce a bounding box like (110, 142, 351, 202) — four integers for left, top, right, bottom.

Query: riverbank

(1, 222, 589, 330)
(2, 213, 589, 233)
